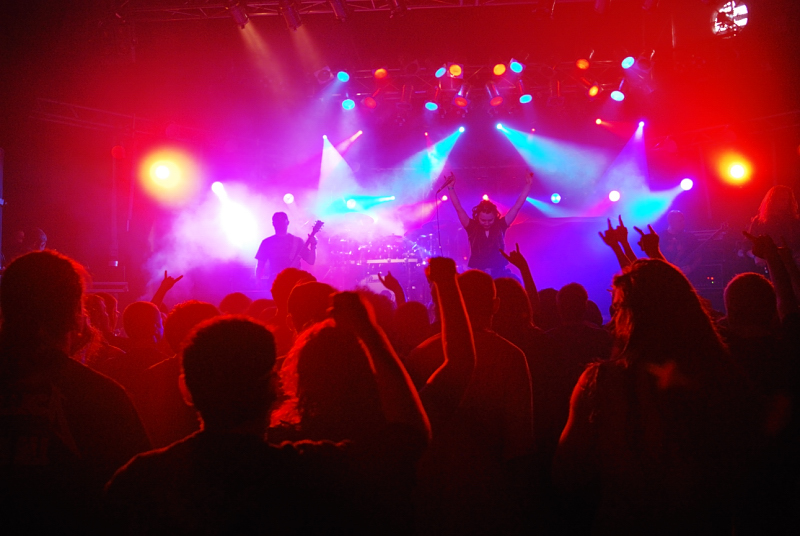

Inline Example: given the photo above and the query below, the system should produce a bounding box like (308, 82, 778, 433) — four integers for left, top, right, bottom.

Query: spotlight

(729, 164, 745, 179)
(154, 165, 170, 180)
(442, 195, 448, 201)
(486, 81, 503, 107)
(322, 134, 328, 139)
(482, 194, 489, 201)
(517, 80, 532, 104)
(342, 98, 355, 110)
(680, 178, 694, 191)
(638, 121, 645, 128)
(314, 67, 334, 84)
(509, 59, 524, 73)
(329, 0, 349, 21)
(621, 56, 635, 69)
(337, 71, 350, 82)
(576, 58, 590, 70)
(362, 88, 379, 108)
(373, 68, 388, 79)
(226, 1, 249, 29)
(448, 63, 464, 78)
(425, 86, 441, 111)
(283, 193, 295, 204)
(388, 0, 407, 18)
(346, 199, 357, 209)
(458, 126, 465, 133)
(424, 132, 428, 136)
(453, 85, 469, 108)
(211, 182, 225, 196)
(435, 65, 447, 78)
(496, 123, 503, 130)
(279, 0, 302, 30)
(596, 118, 602, 125)
(551, 193, 562, 204)
(609, 190, 621, 202)
(610, 90, 625, 101)
(588, 84, 601, 97)
(493, 63, 507, 76)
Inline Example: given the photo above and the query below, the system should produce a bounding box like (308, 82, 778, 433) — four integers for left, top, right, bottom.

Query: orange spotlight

(588, 84, 600, 97)
(595, 118, 602, 125)
(374, 68, 388, 79)
(576, 58, 590, 70)
(493, 63, 506, 76)
(140, 148, 200, 206)
(448, 63, 463, 78)
(718, 153, 752, 185)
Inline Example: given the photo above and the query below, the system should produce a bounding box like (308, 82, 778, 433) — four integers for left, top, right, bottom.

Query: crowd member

(749, 185, 800, 263)
(136, 300, 221, 448)
(0, 251, 150, 532)
(408, 268, 533, 534)
(555, 258, 757, 533)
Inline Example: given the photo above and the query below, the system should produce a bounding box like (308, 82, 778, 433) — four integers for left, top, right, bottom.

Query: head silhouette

(557, 283, 589, 324)
(181, 316, 277, 431)
(457, 269, 498, 329)
(724, 273, 777, 331)
(164, 300, 221, 354)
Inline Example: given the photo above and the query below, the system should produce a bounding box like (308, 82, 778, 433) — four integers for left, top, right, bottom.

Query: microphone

(436, 175, 455, 194)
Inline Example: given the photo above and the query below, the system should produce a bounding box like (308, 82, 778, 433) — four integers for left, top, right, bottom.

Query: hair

(164, 300, 221, 354)
(83, 293, 110, 333)
(457, 270, 497, 328)
(181, 316, 277, 429)
(585, 300, 604, 327)
(122, 301, 162, 341)
(0, 250, 86, 348)
(272, 212, 288, 224)
(724, 273, 777, 330)
(95, 292, 119, 327)
(611, 259, 725, 366)
(534, 287, 560, 331)
(757, 185, 799, 224)
(492, 277, 532, 340)
(471, 199, 501, 221)
(287, 281, 336, 332)
(557, 282, 589, 324)
(271, 268, 315, 310)
(219, 292, 252, 315)
(290, 320, 385, 442)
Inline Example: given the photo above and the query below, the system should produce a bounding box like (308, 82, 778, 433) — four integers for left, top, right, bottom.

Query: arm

(500, 243, 540, 318)
(299, 235, 317, 266)
(255, 259, 267, 280)
(332, 292, 431, 441)
(599, 219, 631, 270)
(378, 271, 407, 306)
(420, 257, 476, 433)
(446, 173, 471, 229)
(151, 270, 183, 311)
(503, 172, 533, 225)
(615, 216, 638, 263)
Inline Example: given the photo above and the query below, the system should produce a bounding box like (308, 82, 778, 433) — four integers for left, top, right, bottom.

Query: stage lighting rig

(486, 82, 503, 107)
(314, 66, 334, 84)
(388, 0, 407, 18)
(712, 1, 748, 38)
(279, 0, 302, 30)
(329, 0, 349, 21)
(226, 1, 249, 29)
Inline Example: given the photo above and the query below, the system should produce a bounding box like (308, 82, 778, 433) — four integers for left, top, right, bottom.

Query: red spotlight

(363, 96, 377, 109)
(453, 84, 469, 108)
(374, 68, 388, 79)
(486, 82, 503, 107)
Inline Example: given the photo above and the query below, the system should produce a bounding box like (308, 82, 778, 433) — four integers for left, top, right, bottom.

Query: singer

(445, 172, 532, 276)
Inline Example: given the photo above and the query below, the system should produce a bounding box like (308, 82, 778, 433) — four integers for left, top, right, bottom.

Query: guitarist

(255, 212, 317, 287)
(661, 210, 702, 275)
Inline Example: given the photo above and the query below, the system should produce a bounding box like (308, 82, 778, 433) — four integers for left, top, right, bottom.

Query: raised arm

(446, 173, 471, 229)
(151, 270, 183, 312)
(615, 216, 638, 263)
(599, 219, 631, 270)
(378, 271, 407, 306)
(500, 243, 540, 318)
(634, 224, 666, 261)
(420, 257, 476, 432)
(331, 292, 431, 441)
(503, 172, 533, 225)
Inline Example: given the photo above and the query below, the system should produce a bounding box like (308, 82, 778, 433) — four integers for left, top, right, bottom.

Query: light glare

(680, 178, 694, 191)
(609, 190, 621, 202)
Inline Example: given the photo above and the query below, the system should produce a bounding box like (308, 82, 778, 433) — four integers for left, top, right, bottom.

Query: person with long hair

(749, 185, 800, 264)
(554, 259, 756, 534)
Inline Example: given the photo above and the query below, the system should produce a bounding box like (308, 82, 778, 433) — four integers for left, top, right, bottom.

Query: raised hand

(616, 215, 629, 243)
(159, 270, 183, 291)
(598, 218, 620, 247)
(500, 243, 529, 272)
(378, 271, 402, 291)
(633, 225, 661, 259)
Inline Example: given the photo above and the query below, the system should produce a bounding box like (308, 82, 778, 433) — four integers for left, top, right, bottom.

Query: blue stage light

(425, 101, 438, 111)
(337, 71, 350, 82)
(551, 193, 562, 204)
(621, 56, 635, 69)
(458, 126, 465, 133)
(519, 94, 532, 104)
(342, 98, 355, 110)
(610, 90, 625, 102)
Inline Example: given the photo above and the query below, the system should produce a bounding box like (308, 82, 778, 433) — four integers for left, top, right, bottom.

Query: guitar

(289, 220, 324, 268)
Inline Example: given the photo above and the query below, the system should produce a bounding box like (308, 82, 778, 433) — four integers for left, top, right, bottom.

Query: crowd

(1, 210, 799, 535)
